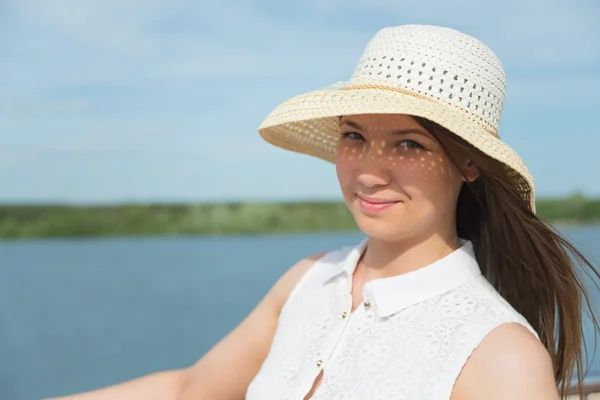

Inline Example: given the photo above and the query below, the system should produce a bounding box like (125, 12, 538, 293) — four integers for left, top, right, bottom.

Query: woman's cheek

(335, 148, 355, 182)
(335, 145, 363, 170)
(335, 158, 356, 185)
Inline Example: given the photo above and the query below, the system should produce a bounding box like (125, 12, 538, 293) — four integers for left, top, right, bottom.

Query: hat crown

(350, 25, 506, 131)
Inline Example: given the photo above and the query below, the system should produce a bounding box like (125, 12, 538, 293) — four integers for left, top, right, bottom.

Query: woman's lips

(356, 195, 401, 214)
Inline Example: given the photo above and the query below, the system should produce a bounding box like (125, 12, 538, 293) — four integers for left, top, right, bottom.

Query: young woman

(50, 24, 598, 400)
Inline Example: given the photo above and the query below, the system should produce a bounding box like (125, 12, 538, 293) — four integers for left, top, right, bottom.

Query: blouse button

(341, 311, 347, 319)
(364, 301, 372, 308)
(316, 360, 323, 367)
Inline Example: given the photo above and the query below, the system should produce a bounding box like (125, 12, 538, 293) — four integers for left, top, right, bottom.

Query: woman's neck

(359, 233, 461, 280)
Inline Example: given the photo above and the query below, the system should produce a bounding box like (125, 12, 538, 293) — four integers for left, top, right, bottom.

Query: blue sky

(1, 0, 599, 204)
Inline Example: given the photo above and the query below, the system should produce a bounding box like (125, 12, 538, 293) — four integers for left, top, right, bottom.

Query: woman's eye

(399, 140, 424, 150)
(341, 132, 365, 141)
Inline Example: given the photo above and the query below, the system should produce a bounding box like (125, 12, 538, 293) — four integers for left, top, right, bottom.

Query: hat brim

(258, 86, 536, 212)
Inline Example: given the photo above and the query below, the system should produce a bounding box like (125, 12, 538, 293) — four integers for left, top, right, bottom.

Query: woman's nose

(356, 148, 392, 188)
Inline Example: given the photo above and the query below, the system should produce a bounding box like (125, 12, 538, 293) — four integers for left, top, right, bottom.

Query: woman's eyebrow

(339, 120, 365, 131)
(340, 120, 432, 139)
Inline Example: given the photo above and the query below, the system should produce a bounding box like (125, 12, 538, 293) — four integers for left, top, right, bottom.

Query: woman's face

(335, 113, 478, 242)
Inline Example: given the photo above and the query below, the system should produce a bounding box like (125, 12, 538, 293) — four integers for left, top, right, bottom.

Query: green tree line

(1, 195, 599, 239)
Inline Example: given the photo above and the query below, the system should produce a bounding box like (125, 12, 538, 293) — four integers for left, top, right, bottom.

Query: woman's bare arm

(46, 370, 186, 400)
(46, 252, 325, 400)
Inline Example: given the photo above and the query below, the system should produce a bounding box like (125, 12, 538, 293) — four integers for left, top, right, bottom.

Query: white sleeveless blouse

(246, 238, 539, 399)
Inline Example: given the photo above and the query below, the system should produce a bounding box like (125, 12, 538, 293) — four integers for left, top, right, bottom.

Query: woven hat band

(341, 80, 500, 138)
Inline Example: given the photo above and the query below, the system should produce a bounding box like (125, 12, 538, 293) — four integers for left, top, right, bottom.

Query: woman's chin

(354, 215, 410, 241)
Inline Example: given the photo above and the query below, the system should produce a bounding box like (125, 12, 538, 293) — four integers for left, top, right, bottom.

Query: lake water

(1, 228, 600, 399)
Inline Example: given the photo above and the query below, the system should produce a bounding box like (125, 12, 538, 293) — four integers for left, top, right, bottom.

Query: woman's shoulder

(267, 250, 329, 314)
(268, 242, 360, 313)
(451, 322, 557, 399)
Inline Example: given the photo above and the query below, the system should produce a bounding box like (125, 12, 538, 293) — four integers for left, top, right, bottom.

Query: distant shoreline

(1, 196, 599, 240)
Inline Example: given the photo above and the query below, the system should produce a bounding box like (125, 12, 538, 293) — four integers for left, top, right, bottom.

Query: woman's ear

(462, 159, 480, 183)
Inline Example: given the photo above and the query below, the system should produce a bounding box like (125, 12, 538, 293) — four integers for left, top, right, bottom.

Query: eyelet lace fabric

(246, 246, 538, 400)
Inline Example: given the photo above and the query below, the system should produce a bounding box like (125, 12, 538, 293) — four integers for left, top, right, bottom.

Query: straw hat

(258, 24, 536, 212)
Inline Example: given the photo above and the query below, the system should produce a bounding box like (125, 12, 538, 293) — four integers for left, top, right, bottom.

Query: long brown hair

(414, 116, 600, 398)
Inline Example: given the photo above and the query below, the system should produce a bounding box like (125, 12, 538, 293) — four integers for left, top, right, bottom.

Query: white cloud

(301, 0, 599, 67)
(1, 0, 364, 92)
(506, 73, 600, 109)
(0, 111, 280, 170)
(0, 94, 89, 117)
